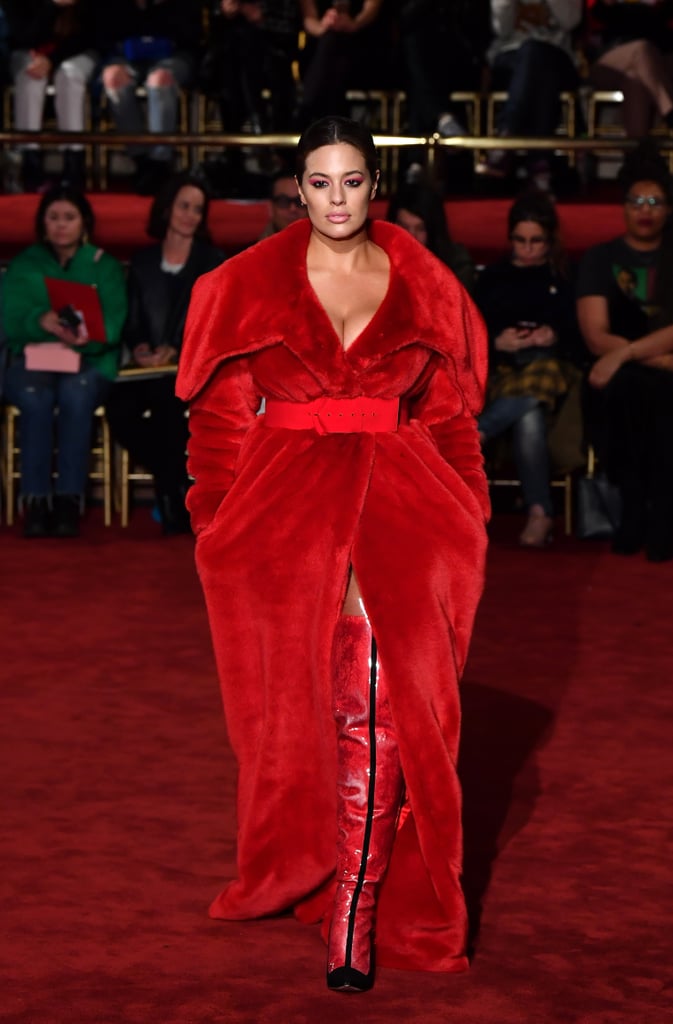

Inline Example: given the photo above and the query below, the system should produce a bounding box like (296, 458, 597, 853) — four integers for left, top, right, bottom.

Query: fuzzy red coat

(177, 218, 490, 973)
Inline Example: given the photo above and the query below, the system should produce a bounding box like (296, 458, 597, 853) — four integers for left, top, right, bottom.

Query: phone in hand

(57, 304, 83, 333)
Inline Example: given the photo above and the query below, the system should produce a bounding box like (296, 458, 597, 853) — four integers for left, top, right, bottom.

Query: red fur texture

(176, 219, 490, 971)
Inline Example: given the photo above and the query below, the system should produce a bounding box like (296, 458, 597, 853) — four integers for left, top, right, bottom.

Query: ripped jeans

(4, 359, 109, 498)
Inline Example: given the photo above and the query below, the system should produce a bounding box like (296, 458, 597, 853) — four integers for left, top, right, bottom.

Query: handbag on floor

(575, 456, 622, 540)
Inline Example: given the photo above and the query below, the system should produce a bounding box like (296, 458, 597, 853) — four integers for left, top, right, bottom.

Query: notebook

(44, 278, 106, 342)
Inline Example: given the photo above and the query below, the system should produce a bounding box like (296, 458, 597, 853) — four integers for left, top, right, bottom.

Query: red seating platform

(0, 194, 626, 266)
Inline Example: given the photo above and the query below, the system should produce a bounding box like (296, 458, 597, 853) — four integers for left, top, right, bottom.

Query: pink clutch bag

(24, 343, 82, 373)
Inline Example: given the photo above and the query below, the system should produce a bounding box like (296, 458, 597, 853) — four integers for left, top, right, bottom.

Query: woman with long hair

(386, 180, 476, 292)
(176, 116, 489, 991)
(476, 189, 580, 547)
(105, 171, 225, 534)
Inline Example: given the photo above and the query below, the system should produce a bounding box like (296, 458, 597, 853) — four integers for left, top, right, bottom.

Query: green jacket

(2, 242, 127, 381)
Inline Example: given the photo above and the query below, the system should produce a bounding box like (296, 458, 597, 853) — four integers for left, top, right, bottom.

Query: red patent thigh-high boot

(326, 614, 404, 993)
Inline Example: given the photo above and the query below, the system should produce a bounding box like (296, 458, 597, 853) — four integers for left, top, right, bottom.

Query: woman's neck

(162, 228, 194, 264)
(52, 243, 79, 266)
(306, 225, 373, 271)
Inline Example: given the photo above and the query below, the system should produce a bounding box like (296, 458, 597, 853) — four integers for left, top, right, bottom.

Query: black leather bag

(575, 473, 622, 540)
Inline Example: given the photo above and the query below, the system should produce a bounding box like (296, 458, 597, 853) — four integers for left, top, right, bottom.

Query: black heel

(326, 964, 374, 993)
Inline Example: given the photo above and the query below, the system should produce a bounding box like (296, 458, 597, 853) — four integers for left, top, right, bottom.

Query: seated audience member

(258, 170, 307, 239)
(577, 143, 673, 562)
(484, 0, 582, 188)
(95, 0, 202, 195)
(200, 1, 300, 135)
(476, 189, 581, 547)
(4, 0, 97, 191)
(587, 0, 673, 138)
(386, 180, 476, 292)
(397, 0, 489, 138)
(105, 172, 226, 536)
(295, 0, 384, 129)
(2, 185, 127, 538)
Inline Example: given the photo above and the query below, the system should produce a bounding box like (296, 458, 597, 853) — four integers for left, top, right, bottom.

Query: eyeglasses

(272, 194, 303, 209)
(625, 195, 668, 209)
(510, 234, 547, 245)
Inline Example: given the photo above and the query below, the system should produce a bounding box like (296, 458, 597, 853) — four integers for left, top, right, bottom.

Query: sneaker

(405, 162, 424, 184)
(437, 113, 468, 137)
(529, 159, 553, 193)
(476, 148, 510, 179)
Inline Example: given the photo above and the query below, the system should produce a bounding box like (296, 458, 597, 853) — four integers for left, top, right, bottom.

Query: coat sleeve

(177, 268, 262, 536)
(184, 358, 261, 535)
(408, 285, 491, 522)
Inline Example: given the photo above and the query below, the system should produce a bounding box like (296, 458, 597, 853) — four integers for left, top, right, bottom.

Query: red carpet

(0, 194, 626, 265)
(1, 510, 671, 1023)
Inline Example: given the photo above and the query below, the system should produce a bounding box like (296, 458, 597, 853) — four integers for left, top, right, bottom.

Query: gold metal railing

(0, 130, 667, 192)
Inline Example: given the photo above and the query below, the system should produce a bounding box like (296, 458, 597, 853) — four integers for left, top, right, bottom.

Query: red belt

(264, 397, 400, 434)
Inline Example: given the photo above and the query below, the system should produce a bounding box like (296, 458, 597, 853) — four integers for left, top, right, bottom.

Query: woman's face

(168, 185, 206, 238)
(510, 219, 550, 267)
(395, 207, 428, 247)
(623, 179, 670, 248)
(296, 143, 377, 241)
(43, 200, 85, 252)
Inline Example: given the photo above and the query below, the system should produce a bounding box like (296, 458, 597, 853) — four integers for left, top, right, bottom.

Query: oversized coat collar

(178, 218, 475, 402)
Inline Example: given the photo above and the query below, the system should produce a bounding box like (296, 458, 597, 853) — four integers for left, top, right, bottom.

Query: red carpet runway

(1, 511, 671, 1023)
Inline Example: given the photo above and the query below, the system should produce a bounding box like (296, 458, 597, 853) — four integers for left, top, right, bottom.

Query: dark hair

(507, 188, 566, 275)
(35, 184, 95, 243)
(146, 171, 212, 241)
(268, 168, 297, 198)
(295, 115, 378, 181)
(617, 138, 673, 204)
(386, 182, 455, 265)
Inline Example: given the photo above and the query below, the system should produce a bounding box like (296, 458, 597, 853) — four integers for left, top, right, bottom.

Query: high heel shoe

(519, 505, 553, 548)
(326, 615, 403, 993)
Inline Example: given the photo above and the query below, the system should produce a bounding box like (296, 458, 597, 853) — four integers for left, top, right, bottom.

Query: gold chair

(114, 442, 154, 529)
(0, 404, 112, 526)
(485, 90, 577, 164)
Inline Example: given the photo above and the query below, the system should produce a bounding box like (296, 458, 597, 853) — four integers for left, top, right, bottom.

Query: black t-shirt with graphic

(576, 236, 661, 342)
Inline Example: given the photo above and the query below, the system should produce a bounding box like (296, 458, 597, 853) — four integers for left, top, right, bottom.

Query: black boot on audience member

(157, 490, 191, 536)
(21, 149, 46, 193)
(611, 486, 646, 556)
(645, 494, 673, 563)
(62, 149, 86, 190)
(52, 494, 81, 538)
(134, 156, 173, 196)
(23, 496, 51, 538)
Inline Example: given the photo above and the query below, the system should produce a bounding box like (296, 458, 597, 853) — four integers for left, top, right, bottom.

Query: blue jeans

(492, 40, 577, 137)
(4, 360, 110, 498)
(102, 52, 194, 161)
(479, 395, 553, 515)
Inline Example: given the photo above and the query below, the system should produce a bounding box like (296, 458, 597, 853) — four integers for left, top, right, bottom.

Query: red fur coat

(177, 218, 490, 973)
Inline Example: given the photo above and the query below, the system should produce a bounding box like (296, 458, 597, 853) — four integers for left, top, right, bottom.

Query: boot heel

(327, 965, 373, 992)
